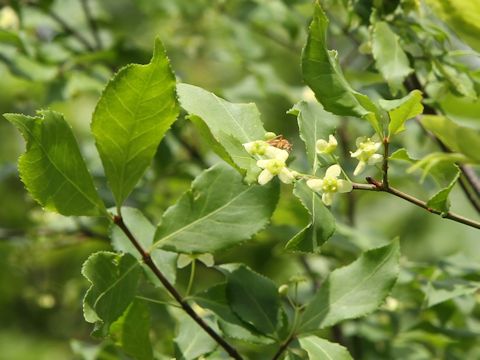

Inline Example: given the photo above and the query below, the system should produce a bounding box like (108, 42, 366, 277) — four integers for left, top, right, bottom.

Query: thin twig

(271, 333, 295, 360)
(382, 137, 390, 189)
(352, 179, 480, 230)
(79, 0, 103, 50)
(112, 215, 243, 360)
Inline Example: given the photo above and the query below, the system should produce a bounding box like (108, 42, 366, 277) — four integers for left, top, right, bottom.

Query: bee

(267, 135, 292, 152)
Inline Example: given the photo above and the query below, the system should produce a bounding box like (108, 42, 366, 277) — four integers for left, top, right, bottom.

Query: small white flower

(257, 151, 294, 185)
(0, 7, 19, 30)
(350, 135, 383, 176)
(243, 140, 269, 156)
(316, 135, 338, 154)
(306, 164, 352, 206)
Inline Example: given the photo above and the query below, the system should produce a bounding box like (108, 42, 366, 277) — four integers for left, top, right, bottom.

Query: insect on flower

(266, 135, 293, 152)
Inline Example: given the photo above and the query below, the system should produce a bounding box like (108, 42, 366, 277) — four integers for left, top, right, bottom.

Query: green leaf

(299, 336, 353, 360)
(91, 38, 179, 206)
(82, 251, 141, 328)
(226, 266, 280, 335)
(302, 2, 382, 134)
(425, 0, 480, 52)
(285, 180, 335, 253)
(110, 300, 153, 360)
(174, 311, 217, 360)
(289, 101, 337, 171)
(152, 163, 278, 254)
(379, 90, 424, 136)
(426, 169, 460, 213)
(372, 21, 413, 95)
(177, 83, 267, 182)
(299, 240, 400, 332)
(420, 115, 480, 163)
(111, 207, 177, 284)
(389, 148, 415, 162)
(193, 284, 274, 345)
(4, 110, 106, 217)
(424, 278, 480, 308)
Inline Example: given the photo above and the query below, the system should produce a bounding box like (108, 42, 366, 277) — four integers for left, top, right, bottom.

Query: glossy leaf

(302, 2, 382, 134)
(372, 21, 412, 94)
(177, 83, 266, 182)
(91, 38, 179, 206)
(379, 90, 423, 136)
(424, 278, 480, 308)
(420, 115, 480, 163)
(174, 311, 217, 360)
(299, 240, 400, 332)
(286, 181, 335, 253)
(111, 207, 177, 284)
(153, 163, 278, 254)
(299, 336, 353, 360)
(426, 169, 460, 213)
(82, 252, 141, 328)
(110, 300, 153, 360)
(193, 283, 273, 344)
(226, 266, 280, 335)
(4, 110, 105, 216)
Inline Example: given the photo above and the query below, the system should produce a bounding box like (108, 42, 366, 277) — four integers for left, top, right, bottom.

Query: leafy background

(0, 0, 480, 359)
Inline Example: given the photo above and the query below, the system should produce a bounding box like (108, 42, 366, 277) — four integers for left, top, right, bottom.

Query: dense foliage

(1, 0, 480, 359)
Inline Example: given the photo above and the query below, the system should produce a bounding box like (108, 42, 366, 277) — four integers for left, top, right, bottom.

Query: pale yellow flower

(306, 164, 352, 206)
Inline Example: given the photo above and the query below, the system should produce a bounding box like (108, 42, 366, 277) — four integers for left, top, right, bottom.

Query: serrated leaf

(82, 251, 141, 328)
(177, 83, 267, 183)
(379, 90, 423, 136)
(91, 38, 179, 206)
(111, 207, 177, 284)
(289, 101, 337, 171)
(302, 2, 382, 134)
(420, 115, 480, 163)
(152, 163, 278, 254)
(193, 283, 274, 345)
(299, 336, 353, 360)
(4, 110, 106, 217)
(424, 278, 480, 308)
(372, 21, 413, 95)
(174, 311, 217, 360)
(110, 300, 153, 360)
(299, 240, 400, 332)
(286, 180, 335, 253)
(226, 266, 280, 335)
(426, 169, 460, 213)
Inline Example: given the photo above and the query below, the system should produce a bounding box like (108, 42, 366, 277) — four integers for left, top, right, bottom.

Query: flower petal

(350, 149, 362, 158)
(328, 134, 338, 146)
(316, 139, 328, 153)
(265, 146, 289, 161)
(278, 168, 294, 184)
(258, 169, 274, 185)
(322, 192, 333, 206)
(355, 136, 366, 147)
(368, 153, 383, 165)
(243, 142, 255, 154)
(177, 254, 193, 269)
(353, 161, 366, 176)
(197, 253, 214, 267)
(257, 159, 270, 169)
(371, 134, 381, 142)
(306, 178, 323, 192)
(325, 164, 341, 178)
(337, 180, 353, 193)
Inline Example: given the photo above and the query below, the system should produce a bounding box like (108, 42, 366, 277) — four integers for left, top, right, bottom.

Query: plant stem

(79, 0, 103, 50)
(352, 180, 480, 230)
(185, 259, 196, 296)
(112, 215, 243, 360)
(382, 137, 389, 189)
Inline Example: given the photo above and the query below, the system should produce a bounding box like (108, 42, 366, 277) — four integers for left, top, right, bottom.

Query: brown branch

(112, 215, 243, 360)
(352, 180, 480, 230)
(271, 334, 296, 360)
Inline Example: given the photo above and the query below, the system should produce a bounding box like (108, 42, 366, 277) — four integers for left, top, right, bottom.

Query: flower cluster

(243, 135, 296, 185)
(243, 132, 383, 206)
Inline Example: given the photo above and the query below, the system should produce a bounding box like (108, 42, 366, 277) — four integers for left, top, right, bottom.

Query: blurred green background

(1, 0, 479, 359)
